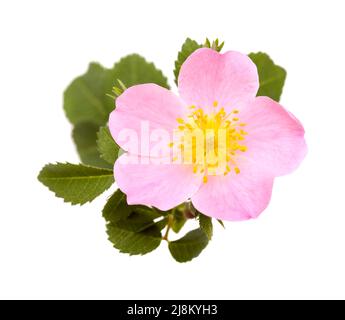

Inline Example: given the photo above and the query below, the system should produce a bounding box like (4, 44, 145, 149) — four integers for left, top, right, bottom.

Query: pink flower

(109, 48, 307, 221)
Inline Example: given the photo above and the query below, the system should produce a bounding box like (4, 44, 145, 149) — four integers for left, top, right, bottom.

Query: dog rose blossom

(109, 48, 307, 221)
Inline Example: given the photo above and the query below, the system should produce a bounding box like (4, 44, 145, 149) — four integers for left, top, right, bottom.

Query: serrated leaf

(38, 163, 114, 205)
(168, 229, 209, 263)
(248, 52, 287, 102)
(103, 190, 165, 224)
(112, 54, 169, 89)
(151, 207, 170, 217)
(217, 219, 225, 229)
(204, 38, 225, 52)
(171, 210, 186, 233)
(64, 63, 115, 126)
(102, 189, 131, 223)
(103, 190, 165, 255)
(107, 223, 162, 255)
(132, 206, 163, 220)
(64, 57, 169, 126)
(199, 213, 213, 240)
(116, 213, 156, 233)
(97, 126, 120, 165)
(155, 217, 168, 231)
(174, 38, 202, 85)
(64, 56, 170, 167)
(73, 122, 112, 169)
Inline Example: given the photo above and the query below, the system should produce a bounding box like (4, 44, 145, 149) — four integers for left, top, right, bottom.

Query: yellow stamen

(175, 106, 248, 178)
(186, 123, 193, 130)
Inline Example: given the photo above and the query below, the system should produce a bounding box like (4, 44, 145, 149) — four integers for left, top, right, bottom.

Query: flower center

(171, 101, 248, 183)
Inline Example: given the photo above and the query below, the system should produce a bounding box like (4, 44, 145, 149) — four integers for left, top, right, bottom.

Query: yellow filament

(175, 104, 248, 183)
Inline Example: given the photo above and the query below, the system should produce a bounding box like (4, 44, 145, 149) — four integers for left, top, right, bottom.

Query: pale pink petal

(241, 96, 307, 176)
(109, 84, 187, 156)
(178, 48, 259, 113)
(114, 154, 203, 211)
(191, 163, 274, 221)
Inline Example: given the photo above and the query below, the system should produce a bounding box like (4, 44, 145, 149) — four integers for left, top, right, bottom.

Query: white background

(1, 0, 345, 300)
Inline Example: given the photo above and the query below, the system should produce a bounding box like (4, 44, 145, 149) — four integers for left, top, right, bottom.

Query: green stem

(162, 214, 174, 241)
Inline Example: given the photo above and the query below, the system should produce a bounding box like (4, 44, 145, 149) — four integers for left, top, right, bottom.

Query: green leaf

(97, 126, 120, 165)
(199, 213, 213, 240)
(73, 122, 112, 169)
(204, 38, 225, 52)
(174, 38, 202, 85)
(102, 189, 131, 223)
(132, 206, 163, 220)
(113, 54, 169, 89)
(38, 163, 114, 205)
(103, 190, 165, 224)
(64, 56, 169, 168)
(107, 223, 162, 255)
(217, 219, 225, 229)
(64, 62, 115, 126)
(116, 212, 156, 233)
(103, 190, 165, 255)
(168, 229, 209, 263)
(64, 57, 169, 126)
(151, 207, 170, 217)
(171, 210, 186, 233)
(248, 52, 287, 102)
(155, 217, 168, 231)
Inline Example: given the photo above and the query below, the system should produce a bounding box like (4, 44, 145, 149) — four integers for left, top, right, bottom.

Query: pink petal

(191, 163, 274, 221)
(241, 96, 307, 176)
(109, 84, 187, 156)
(178, 48, 259, 113)
(114, 154, 203, 211)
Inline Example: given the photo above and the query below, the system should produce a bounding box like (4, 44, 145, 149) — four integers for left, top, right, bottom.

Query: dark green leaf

(204, 38, 224, 52)
(64, 56, 169, 168)
(96, 126, 120, 165)
(199, 213, 213, 240)
(64, 62, 115, 126)
(151, 207, 170, 217)
(248, 52, 287, 102)
(171, 210, 187, 233)
(73, 122, 112, 169)
(155, 217, 168, 231)
(217, 219, 225, 229)
(103, 190, 165, 224)
(174, 38, 202, 85)
(132, 205, 163, 220)
(112, 54, 169, 89)
(103, 190, 165, 255)
(116, 212, 156, 233)
(38, 163, 114, 205)
(102, 189, 131, 223)
(168, 229, 209, 263)
(65, 56, 169, 127)
(107, 223, 162, 255)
